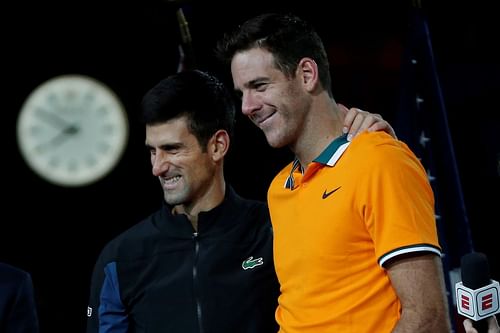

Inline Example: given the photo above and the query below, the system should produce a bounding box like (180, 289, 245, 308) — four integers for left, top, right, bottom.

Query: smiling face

(231, 48, 313, 149)
(146, 116, 217, 211)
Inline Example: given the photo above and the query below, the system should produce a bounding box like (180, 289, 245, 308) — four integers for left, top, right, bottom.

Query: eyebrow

(247, 77, 268, 88)
(234, 77, 269, 94)
(145, 142, 184, 150)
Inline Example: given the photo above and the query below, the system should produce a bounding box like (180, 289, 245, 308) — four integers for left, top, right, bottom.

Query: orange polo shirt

(268, 131, 441, 333)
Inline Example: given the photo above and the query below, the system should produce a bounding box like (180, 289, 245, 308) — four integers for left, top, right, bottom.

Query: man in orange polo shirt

(217, 12, 452, 333)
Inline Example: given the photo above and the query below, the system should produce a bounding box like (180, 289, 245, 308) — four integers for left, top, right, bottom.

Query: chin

(264, 134, 288, 149)
(164, 192, 186, 206)
(268, 141, 286, 149)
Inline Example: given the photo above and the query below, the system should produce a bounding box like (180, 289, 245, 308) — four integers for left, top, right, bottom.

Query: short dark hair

(215, 13, 332, 96)
(141, 70, 235, 148)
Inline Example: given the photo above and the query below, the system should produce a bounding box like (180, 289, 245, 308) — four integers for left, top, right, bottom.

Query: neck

(172, 170, 226, 232)
(292, 93, 344, 166)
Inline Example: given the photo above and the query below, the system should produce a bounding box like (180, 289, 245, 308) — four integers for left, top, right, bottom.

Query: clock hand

(35, 107, 75, 130)
(35, 124, 80, 153)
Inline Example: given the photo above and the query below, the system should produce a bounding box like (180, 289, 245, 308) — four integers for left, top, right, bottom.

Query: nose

(151, 150, 170, 177)
(241, 91, 260, 116)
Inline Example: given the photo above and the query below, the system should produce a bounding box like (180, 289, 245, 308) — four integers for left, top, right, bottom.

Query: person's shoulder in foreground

(0, 262, 39, 333)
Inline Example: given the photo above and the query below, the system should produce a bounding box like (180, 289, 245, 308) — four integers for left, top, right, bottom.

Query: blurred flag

(395, 5, 474, 332)
(176, 6, 196, 72)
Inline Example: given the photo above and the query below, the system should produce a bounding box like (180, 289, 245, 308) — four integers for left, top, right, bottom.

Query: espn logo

(482, 293, 494, 310)
(456, 280, 500, 320)
(460, 292, 493, 311)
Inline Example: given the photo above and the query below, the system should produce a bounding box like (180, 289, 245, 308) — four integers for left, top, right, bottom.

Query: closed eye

(254, 82, 268, 92)
(146, 143, 183, 156)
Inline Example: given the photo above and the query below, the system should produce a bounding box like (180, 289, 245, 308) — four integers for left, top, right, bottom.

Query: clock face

(16, 74, 129, 187)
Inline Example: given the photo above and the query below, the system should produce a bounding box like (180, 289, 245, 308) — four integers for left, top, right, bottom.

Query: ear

(209, 129, 230, 162)
(297, 57, 319, 93)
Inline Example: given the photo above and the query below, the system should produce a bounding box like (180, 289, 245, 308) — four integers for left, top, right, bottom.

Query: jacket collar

(153, 185, 247, 238)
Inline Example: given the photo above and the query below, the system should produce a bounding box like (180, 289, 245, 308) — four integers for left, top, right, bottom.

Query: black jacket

(87, 187, 279, 333)
(0, 263, 39, 333)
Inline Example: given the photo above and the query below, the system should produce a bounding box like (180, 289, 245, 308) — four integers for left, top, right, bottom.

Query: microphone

(456, 252, 500, 333)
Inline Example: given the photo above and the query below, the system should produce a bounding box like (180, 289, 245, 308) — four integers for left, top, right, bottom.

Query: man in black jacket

(0, 262, 39, 333)
(86, 70, 393, 333)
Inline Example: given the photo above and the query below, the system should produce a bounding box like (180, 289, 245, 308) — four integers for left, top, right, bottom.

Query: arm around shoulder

(0, 263, 40, 333)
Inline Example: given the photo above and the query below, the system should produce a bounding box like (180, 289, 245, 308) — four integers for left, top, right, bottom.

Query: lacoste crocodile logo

(322, 186, 341, 199)
(242, 256, 264, 270)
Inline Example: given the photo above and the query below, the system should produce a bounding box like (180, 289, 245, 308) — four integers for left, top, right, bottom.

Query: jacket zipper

(193, 232, 204, 333)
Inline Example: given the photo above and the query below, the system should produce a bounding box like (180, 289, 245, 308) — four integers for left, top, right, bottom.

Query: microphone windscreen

(461, 252, 491, 289)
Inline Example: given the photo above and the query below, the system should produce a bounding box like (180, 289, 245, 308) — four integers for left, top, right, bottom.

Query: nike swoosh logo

(322, 186, 341, 199)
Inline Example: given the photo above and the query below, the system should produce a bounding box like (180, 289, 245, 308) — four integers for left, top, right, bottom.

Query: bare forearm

(388, 254, 451, 333)
(391, 306, 450, 333)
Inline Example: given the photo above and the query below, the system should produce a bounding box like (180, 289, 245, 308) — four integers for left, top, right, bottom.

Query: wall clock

(16, 74, 129, 187)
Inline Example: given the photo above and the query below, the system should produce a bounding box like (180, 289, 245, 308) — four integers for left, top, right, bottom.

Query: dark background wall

(2, 1, 499, 331)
